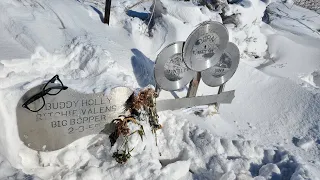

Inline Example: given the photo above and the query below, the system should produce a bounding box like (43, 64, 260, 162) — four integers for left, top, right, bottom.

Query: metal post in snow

(104, 0, 112, 25)
(155, 85, 161, 98)
(214, 84, 225, 111)
(186, 72, 201, 98)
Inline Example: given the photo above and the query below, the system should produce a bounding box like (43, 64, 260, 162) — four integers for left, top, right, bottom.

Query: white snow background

(0, 0, 320, 179)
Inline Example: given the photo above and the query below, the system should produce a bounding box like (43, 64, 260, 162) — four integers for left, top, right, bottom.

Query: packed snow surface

(0, 0, 320, 179)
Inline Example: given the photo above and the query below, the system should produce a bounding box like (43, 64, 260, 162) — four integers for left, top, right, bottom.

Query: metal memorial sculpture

(154, 21, 239, 108)
(16, 21, 240, 153)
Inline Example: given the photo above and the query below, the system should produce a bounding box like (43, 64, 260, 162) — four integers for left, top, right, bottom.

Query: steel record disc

(201, 42, 240, 87)
(183, 21, 229, 72)
(154, 42, 196, 91)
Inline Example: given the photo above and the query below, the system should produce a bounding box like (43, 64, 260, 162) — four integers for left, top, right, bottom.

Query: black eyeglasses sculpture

(22, 75, 68, 112)
(17, 21, 239, 151)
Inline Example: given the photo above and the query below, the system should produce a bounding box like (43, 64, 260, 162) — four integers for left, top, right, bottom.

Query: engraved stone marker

(183, 21, 229, 72)
(17, 86, 133, 151)
(154, 42, 196, 91)
(201, 42, 240, 87)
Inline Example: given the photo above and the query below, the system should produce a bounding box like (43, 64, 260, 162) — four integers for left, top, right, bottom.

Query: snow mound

(0, 37, 134, 91)
(1, 112, 313, 180)
(0, 154, 40, 180)
(293, 136, 315, 151)
(267, 2, 320, 39)
(293, 0, 320, 13)
(0, 36, 139, 169)
(247, 2, 320, 89)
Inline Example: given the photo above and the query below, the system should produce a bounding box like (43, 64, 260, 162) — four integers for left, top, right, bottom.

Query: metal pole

(155, 85, 161, 98)
(214, 84, 225, 111)
(104, 0, 112, 24)
(186, 72, 201, 98)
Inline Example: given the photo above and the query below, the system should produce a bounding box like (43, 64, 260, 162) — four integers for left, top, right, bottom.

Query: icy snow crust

(0, 0, 320, 179)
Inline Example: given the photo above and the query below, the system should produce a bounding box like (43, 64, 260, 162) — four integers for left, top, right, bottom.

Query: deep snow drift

(0, 0, 320, 179)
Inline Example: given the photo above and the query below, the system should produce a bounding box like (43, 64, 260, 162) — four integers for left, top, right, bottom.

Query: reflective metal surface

(154, 42, 196, 91)
(156, 90, 235, 111)
(201, 42, 240, 87)
(183, 21, 229, 71)
(16, 86, 133, 151)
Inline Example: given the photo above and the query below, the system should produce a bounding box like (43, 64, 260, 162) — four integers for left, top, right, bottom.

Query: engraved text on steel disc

(183, 21, 229, 71)
(164, 53, 189, 81)
(154, 42, 196, 91)
(192, 32, 220, 61)
(201, 42, 240, 87)
(210, 53, 232, 78)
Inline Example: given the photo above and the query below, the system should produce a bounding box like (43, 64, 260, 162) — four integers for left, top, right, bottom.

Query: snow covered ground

(293, 0, 320, 13)
(0, 0, 320, 179)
